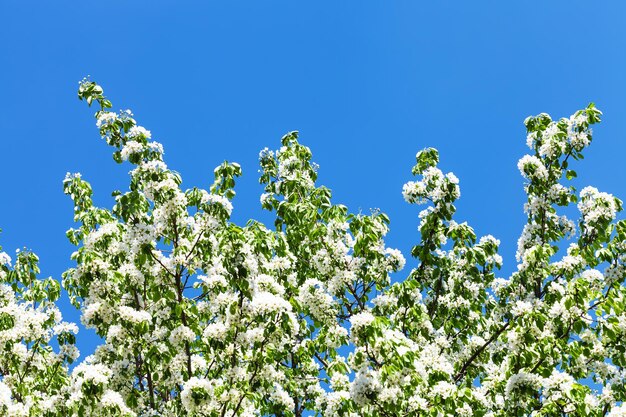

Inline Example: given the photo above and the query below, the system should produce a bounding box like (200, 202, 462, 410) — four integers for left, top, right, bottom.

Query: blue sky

(1, 1, 625, 357)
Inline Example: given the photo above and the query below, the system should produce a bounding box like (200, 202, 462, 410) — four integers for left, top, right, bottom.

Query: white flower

(127, 125, 151, 139)
(260, 192, 272, 205)
(53, 322, 78, 335)
(169, 325, 196, 346)
(0, 252, 11, 266)
(402, 181, 427, 204)
(259, 147, 274, 161)
(120, 140, 145, 161)
(297, 279, 336, 323)
(350, 369, 380, 406)
(607, 404, 626, 417)
(526, 131, 538, 149)
(446, 172, 459, 184)
(71, 362, 112, 392)
(431, 381, 456, 399)
(118, 306, 152, 325)
(578, 186, 618, 226)
(505, 372, 540, 397)
(181, 377, 214, 413)
(96, 111, 117, 128)
(479, 235, 500, 246)
(0, 381, 13, 409)
(350, 311, 375, 334)
(101, 389, 135, 415)
(517, 155, 548, 181)
(384, 248, 406, 271)
(581, 269, 603, 282)
(511, 300, 533, 316)
(203, 193, 233, 216)
(548, 301, 567, 319)
(203, 322, 228, 342)
(250, 291, 292, 316)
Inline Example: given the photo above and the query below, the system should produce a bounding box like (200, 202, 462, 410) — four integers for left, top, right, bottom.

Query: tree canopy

(1, 80, 625, 416)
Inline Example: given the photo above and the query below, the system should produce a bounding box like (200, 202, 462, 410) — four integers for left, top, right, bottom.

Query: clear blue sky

(1, 1, 625, 357)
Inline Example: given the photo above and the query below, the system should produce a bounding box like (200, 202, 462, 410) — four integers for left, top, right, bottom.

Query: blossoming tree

(1, 80, 625, 416)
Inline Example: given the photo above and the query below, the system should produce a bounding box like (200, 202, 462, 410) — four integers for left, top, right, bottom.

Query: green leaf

(566, 170, 577, 180)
